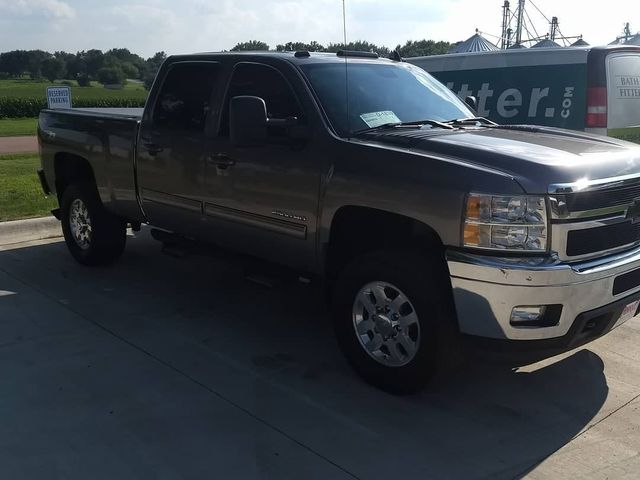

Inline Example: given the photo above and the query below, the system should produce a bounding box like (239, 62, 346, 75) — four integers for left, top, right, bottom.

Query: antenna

(342, 0, 351, 139)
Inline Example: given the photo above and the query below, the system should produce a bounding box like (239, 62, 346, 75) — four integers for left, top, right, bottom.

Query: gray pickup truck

(38, 50, 640, 393)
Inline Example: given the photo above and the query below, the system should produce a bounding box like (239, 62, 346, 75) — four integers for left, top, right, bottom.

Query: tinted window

(221, 63, 301, 134)
(300, 62, 472, 136)
(153, 63, 219, 132)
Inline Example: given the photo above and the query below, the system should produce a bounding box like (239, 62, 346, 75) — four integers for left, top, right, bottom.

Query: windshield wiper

(353, 119, 455, 135)
(444, 117, 497, 126)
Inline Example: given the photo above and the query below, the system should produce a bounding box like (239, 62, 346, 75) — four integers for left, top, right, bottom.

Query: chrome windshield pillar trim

(447, 246, 640, 340)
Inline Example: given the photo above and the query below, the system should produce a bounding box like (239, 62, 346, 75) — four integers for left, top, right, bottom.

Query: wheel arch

(53, 152, 98, 202)
(323, 205, 447, 281)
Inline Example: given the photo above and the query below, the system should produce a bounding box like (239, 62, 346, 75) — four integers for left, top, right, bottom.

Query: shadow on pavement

(0, 233, 609, 479)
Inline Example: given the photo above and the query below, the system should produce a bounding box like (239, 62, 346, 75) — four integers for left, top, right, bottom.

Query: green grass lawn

(0, 78, 148, 101)
(0, 154, 57, 221)
(0, 118, 38, 137)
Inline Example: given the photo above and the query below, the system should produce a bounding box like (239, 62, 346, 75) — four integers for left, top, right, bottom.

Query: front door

(203, 62, 320, 270)
(137, 61, 221, 236)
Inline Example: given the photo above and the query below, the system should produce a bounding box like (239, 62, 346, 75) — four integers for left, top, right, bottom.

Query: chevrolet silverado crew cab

(38, 50, 640, 393)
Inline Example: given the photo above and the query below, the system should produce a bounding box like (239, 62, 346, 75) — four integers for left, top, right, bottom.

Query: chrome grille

(566, 184, 640, 212)
(550, 174, 640, 261)
(566, 220, 640, 256)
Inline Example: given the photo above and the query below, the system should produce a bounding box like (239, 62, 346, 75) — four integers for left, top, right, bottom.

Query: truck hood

(359, 125, 640, 193)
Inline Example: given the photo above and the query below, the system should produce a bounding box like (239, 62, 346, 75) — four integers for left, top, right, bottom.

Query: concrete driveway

(0, 229, 639, 479)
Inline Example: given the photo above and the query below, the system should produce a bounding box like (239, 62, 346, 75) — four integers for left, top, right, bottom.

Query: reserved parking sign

(46, 86, 72, 109)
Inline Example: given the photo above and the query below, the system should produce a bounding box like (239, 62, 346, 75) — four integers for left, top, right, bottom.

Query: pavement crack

(572, 390, 640, 440)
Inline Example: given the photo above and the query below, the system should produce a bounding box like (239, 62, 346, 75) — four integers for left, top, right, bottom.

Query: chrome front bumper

(447, 246, 640, 340)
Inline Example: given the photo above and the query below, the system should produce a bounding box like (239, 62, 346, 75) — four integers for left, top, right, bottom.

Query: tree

(120, 62, 139, 79)
(230, 40, 269, 51)
(0, 50, 29, 77)
(83, 49, 105, 79)
(395, 40, 452, 58)
(26, 50, 50, 79)
(76, 74, 91, 87)
(106, 48, 135, 63)
(66, 53, 87, 80)
(142, 51, 167, 90)
(41, 57, 66, 82)
(276, 41, 325, 52)
(106, 48, 145, 78)
(326, 41, 390, 56)
(97, 65, 126, 86)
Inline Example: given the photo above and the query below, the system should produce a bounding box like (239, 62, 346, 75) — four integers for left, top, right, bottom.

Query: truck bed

(38, 107, 144, 223)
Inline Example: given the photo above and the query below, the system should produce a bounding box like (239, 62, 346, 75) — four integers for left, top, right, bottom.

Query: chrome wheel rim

(69, 198, 92, 250)
(352, 281, 421, 367)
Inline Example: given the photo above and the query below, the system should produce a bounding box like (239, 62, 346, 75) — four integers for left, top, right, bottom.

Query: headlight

(463, 194, 548, 251)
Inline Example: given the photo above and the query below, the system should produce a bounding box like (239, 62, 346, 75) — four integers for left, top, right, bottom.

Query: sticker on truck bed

(360, 111, 401, 128)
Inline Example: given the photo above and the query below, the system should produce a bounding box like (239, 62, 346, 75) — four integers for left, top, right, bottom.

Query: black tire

(60, 182, 126, 266)
(332, 251, 458, 394)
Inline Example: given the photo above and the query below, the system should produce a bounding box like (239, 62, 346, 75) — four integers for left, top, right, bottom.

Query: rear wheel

(60, 182, 126, 266)
(333, 251, 456, 394)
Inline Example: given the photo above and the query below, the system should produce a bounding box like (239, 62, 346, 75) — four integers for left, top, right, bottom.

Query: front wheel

(332, 251, 455, 394)
(60, 182, 126, 266)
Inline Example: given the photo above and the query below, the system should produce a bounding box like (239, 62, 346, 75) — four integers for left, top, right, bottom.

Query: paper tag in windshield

(360, 111, 401, 128)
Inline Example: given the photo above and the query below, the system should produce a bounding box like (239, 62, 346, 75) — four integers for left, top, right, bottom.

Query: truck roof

(167, 50, 399, 66)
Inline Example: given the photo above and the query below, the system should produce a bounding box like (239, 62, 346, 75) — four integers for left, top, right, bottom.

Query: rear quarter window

(152, 62, 220, 132)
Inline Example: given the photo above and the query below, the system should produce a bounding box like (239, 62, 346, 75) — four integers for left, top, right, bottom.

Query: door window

(152, 62, 220, 132)
(220, 63, 302, 136)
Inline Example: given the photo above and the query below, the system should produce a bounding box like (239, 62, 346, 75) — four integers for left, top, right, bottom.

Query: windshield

(300, 61, 473, 136)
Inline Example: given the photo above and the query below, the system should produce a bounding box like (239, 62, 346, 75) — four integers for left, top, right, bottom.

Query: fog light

(510, 305, 563, 328)
(511, 306, 546, 326)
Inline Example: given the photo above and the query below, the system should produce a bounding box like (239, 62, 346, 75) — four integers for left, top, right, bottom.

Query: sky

(0, 0, 636, 58)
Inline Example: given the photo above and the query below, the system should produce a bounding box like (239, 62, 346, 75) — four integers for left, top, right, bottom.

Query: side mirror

(465, 95, 478, 113)
(230, 96, 267, 147)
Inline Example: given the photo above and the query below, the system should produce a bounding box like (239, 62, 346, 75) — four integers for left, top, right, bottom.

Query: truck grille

(566, 221, 640, 256)
(554, 177, 640, 260)
(566, 184, 640, 212)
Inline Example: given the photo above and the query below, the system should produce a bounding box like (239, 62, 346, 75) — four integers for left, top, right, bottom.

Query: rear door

(137, 61, 221, 234)
(607, 50, 640, 143)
